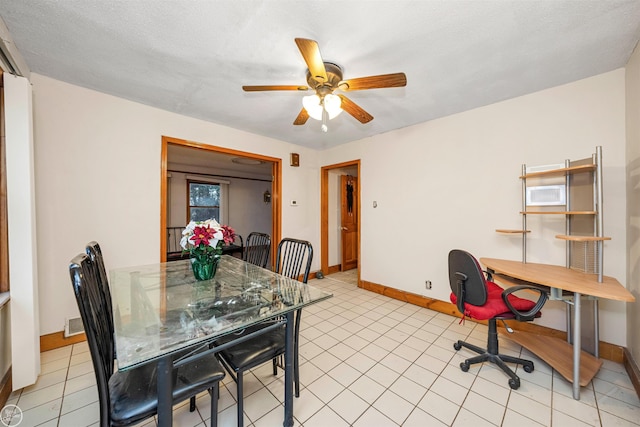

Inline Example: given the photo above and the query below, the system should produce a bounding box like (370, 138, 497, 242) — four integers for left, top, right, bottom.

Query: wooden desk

(480, 258, 635, 400)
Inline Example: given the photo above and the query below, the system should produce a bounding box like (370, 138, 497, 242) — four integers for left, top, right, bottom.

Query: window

(188, 181, 220, 222)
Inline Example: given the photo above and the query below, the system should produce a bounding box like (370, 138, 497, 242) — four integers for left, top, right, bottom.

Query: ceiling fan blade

(339, 72, 407, 91)
(338, 95, 373, 123)
(243, 85, 309, 92)
(294, 38, 328, 83)
(293, 108, 309, 125)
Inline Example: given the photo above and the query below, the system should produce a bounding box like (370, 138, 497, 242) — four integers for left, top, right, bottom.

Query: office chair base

(453, 340, 534, 390)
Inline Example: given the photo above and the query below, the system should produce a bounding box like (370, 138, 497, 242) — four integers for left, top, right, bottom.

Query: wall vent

(64, 317, 84, 337)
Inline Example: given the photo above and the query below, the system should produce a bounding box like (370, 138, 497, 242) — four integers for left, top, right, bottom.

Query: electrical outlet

(425, 280, 432, 290)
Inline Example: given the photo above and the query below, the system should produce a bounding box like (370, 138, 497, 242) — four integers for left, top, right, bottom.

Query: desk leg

(573, 292, 581, 400)
(158, 355, 173, 427)
(594, 299, 599, 359)
(565, 302, 572, 344)
(283, 311, 294, 427)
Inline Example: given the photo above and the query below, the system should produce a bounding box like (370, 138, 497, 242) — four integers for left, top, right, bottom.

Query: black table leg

(283, 311, 294, 427)
(157, 355, 173, 427)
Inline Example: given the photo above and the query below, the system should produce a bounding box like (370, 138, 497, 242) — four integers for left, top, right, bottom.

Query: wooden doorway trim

(320, 160, 361, 283)
(160, 136, 282, 269)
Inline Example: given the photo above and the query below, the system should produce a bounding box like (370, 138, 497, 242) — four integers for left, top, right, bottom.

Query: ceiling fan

(242, 38, 407, 131)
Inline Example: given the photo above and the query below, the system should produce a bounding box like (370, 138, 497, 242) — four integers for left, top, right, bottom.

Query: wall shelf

(519, 164, 596, 179)
(520, 211, 597, 215)
(555, 235, 611, 242)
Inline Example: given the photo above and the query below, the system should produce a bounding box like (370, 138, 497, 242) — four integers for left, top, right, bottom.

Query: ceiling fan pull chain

(321, 108, 328, 133)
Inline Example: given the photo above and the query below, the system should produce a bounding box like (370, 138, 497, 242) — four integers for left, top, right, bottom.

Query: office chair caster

(522, 361, 534, 373)
(460, 361, 470, 372)
(453, 342, 462, 351)
(508, 378, 520, 390)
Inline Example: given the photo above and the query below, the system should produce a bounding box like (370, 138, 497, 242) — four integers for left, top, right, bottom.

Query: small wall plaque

(290, 153, 300, 167)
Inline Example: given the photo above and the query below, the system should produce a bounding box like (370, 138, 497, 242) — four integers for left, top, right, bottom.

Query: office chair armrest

(501, 285, 547, 321)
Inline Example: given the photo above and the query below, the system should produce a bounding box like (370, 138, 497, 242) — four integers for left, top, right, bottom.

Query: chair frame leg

(453, 319, 534, 389)
(236, 371, 244, 427)
(210, 383, 219, 427)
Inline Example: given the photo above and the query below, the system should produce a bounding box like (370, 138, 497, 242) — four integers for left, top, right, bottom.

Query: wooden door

(340, 175, 358, 271)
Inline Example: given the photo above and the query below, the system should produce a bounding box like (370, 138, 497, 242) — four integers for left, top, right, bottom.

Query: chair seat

(450, 281, 539, 321)
(109, 352, 225, 426)
(216, 323, 285, 372)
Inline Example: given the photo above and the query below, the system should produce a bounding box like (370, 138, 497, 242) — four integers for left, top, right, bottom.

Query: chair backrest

(448, 249, 488, 312)
(86, 242, 113, 329)
(222, 233, 244, 258)
(243, 232, 271, 268)
(69, 253, 114, 424)
(167, 227, 184, 254)
(275, 238, 313, 283)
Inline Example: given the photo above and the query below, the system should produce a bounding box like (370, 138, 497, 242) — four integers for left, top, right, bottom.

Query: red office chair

(448, 249, 547, 389)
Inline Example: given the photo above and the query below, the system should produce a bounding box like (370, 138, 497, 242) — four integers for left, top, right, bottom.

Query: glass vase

(190, 252, 221, 281)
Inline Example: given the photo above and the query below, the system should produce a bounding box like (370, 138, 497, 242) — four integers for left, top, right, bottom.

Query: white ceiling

(2, 0, 640, 150)
(167, 144, 273, 176)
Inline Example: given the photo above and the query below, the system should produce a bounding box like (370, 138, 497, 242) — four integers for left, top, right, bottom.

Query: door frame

(160, 135, 282, 269)
(320, 159, 361, 282)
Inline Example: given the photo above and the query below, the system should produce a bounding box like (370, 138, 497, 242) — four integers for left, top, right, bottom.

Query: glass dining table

(110, 255, 333, 427)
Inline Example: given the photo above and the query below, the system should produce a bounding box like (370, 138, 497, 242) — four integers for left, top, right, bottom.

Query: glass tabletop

(110, 255, 332, 370)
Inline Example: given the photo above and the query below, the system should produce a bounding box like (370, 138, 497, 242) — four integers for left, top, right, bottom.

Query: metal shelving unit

(498, 146, 606, 357)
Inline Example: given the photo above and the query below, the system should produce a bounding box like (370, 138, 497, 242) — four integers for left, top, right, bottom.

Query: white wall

(30, 73, 320, 335)
(625, 43, 640, 361)
(227, 178, 272, 240)
(321, 69, 629, 346)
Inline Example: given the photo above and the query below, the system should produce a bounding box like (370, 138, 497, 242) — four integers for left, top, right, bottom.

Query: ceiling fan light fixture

(302, 93, 342, 122)
(302, 94, 323, 120)
(324, 94, 342, 119)
(231, 157, 265, 165)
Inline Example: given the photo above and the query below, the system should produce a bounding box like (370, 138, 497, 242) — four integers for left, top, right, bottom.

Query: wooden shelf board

(499, 330, 602, 386)
(521, 211, 597, 215)
(519, 164, 595, 179)
(555, 235, 611, 242)
(496, 229, 531, 234)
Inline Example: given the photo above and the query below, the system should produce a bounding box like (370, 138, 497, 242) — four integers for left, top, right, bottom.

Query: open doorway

(160, 136, 282, 269)
(320, 160, 360, 284)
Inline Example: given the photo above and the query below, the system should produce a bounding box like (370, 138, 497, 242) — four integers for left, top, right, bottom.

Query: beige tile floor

(5, 269, 640, 426)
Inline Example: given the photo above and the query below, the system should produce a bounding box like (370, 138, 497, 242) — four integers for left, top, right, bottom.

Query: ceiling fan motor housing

(307, 62, 343, 96)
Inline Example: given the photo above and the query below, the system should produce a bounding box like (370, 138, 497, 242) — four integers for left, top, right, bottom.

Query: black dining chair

(243, 232, 271, 268)
(85, 242, 114, 346)
(448, 249, 547, 389)
(214, 237, 313, 427)
(69, 252, 226, 426)
(222, 234, 244, 258)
